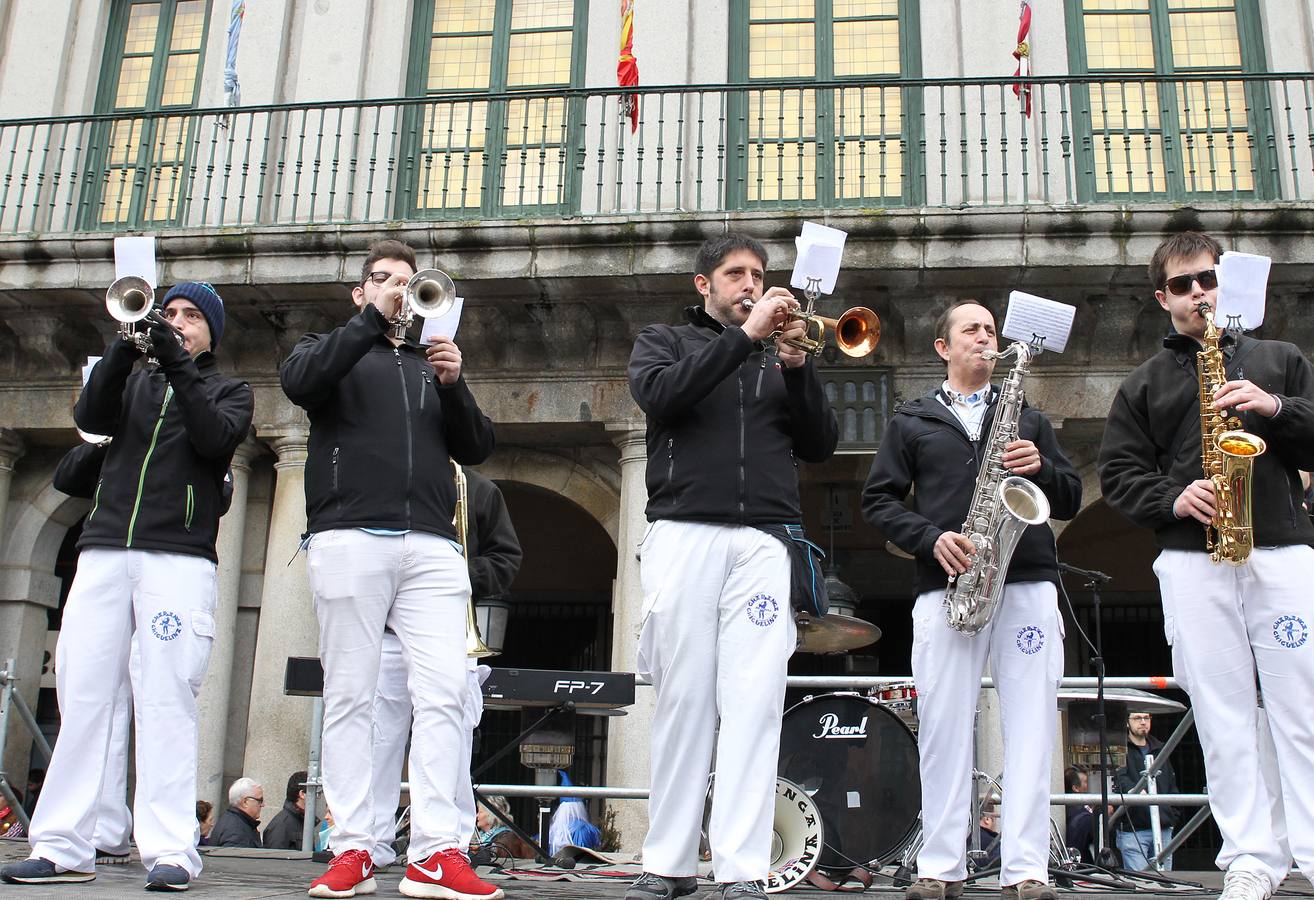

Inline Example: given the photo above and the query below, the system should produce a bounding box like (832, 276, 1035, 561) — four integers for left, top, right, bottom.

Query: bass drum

(778, 692, 920, 872)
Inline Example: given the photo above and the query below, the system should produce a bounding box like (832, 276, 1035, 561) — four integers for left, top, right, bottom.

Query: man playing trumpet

(281, 240, 500, 900)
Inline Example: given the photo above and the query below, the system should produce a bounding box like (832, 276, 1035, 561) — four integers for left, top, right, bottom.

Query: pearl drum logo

(765, 778, 824, 893)
(812, 711, 869, 740)
(747, 593, 780, 627)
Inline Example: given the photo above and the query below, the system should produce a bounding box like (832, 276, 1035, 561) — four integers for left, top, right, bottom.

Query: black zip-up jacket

(862, 388, 1082, 595)
(209, 806, 261, 849)
(465, 470, 522, 600)
(262, 800, 315, 850)
(1098, 333, 1314, 550)
(73, 338, 254, 563)
(1114, 734, 1180, 831)
(628, 306, 839, 525)
(280, 304, 495, 538)
(54, 441, 235, 513)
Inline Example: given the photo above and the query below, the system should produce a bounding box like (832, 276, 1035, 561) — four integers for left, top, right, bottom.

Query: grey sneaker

(145, 864, 191, 892)
(1219, 869, 1272, 900)
(907, 878, 966, 900)
(626, 872, 698, 900)
(1002, 880, 1056, 900)
(1, 857, 96, 884)
(712, 882, 768, 898)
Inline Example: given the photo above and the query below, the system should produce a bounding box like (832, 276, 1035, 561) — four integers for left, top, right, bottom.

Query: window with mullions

(1066, 0, 1275, 200)
(728, 0, 922, 209)
(86, 0, 209, 228)
(400, 0, 587, 218)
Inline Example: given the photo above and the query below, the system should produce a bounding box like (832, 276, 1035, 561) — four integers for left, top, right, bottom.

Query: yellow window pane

(747, 141, 818, 202)
(1088, 81, 1161, 130)
(1084, 0, 1148, 8)
(1083, 13, 1154, 69)
(1182, 131, 1254, 192)
(1093, 132, 1166, 193)
(1170, 11, 1241, 68)
(161, 53, 199, 106)
(505, 97, 568, 145)
(834, 0, 898, 15)
(502, 147, 565, 206)
(836, 139, 902, 198)
(507, 31, 571, 86)
(748, 23, 815, 78)
(422, 101, 489, 150)
(837, 86, 902, 136)
(416, 150, 484, 209)
(1177, 80, 1248, 130)
(145, 165, 182, 220)
(116, 55, 154, 108)
(511, 0, 572, 29)
(834, 19, 900, 76)
(746, 89, 817, 140)
(100, 168, 136, 224)
(1167, 0, 1232, 7)
(432, 0, 494, 33)
(108, 118, 144, 166)
(170, 0, 206, 51)
(124, 4, 161, 54)
(151, 116, 190, 164)
(749, 0, 814, 18)
(428, 35, 493, 90)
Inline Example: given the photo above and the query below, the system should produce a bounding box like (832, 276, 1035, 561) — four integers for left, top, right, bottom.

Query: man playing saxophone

(1099, 231, 1314, 900)
(862, 299, 1080, 900)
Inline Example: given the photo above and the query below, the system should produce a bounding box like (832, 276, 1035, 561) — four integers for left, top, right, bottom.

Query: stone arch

(475, 447, 621, 545)
(2, 480, 90, 608)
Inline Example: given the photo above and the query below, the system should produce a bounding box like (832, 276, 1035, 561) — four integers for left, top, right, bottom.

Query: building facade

(0, 0, 1311, 858)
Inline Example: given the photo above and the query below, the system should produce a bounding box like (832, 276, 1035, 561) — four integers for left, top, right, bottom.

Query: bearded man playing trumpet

(280, 240, 500, 900)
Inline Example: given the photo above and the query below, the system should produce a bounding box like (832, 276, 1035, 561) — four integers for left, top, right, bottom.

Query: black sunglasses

(1163, 268, 1217, 296)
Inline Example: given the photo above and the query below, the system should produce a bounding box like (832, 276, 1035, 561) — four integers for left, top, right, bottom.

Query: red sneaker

(400, 848, 504, 899)
(308, 849, 377, 898)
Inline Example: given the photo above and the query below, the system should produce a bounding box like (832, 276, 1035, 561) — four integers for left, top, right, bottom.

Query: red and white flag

(1012, 0, 1033, 117)
(618, 0, 640, 133)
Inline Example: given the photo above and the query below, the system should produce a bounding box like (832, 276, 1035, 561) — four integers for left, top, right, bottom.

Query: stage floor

(3, 841, 1312, 899)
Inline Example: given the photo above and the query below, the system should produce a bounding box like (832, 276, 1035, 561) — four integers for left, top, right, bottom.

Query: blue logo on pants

(1274, 615, 1308, 649)
(747, 593, 779, 627)
(151, 611, 183, 642)
(1016, 625, 1045, 655)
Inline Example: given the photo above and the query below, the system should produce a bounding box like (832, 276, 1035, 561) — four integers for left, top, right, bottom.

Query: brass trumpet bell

(106, 275, 155, 324)
(791, 306, 882, 357)
(404, 269, 457, 319)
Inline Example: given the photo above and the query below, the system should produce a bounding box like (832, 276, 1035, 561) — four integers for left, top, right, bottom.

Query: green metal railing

(0, 73, 1310, 235)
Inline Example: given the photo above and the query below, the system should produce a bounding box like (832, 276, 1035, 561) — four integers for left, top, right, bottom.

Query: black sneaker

(626, 872, 699, 900)
(145, 864, 190, 892)
(96, 849, 131, 865)
(1, 857, 96, 884)
(712, 882, 768, 899)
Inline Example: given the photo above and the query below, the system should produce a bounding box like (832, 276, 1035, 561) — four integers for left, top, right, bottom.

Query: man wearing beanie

(2, 283, 253, 892)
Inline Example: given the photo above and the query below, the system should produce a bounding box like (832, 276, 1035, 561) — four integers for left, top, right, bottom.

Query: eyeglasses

(363, 271, 405, 286)
(1128, 714, 1152, 722)
(242, 796, 265, 806)
(1163, 268, 1217, 296)
(161, 307, 205, 324)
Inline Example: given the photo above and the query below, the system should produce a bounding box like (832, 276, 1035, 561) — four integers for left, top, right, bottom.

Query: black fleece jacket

(464, 469, 522, 600)
(862, 388, 1082, 595)
(628, 306, 839, 525)
(280, 304, 495, 538)
(1114, 734, 1181, 831)
(73, 335, 253, 563)
(54, 441, 234, 514)
(1098, 333, 1314, 550)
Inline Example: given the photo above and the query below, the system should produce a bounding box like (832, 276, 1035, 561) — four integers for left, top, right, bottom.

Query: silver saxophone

(944, 341, 1051, 635)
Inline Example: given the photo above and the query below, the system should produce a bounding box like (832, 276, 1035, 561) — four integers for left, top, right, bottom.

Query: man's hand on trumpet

(742, 286, 800, 343)
(369, 272, 408, 322)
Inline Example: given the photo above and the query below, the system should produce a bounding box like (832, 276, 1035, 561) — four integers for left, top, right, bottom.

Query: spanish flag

(618, 0, 640, 133)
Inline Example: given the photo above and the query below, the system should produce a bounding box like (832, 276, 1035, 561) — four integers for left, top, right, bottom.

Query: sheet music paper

(1000, 291, 1076, 354)
(113, 236, 158, 287)
(419, 296, 465, 343)
(1216, 250, 1269, 330)
(82, 356, 101, 386)
(790, 222, 847, 295)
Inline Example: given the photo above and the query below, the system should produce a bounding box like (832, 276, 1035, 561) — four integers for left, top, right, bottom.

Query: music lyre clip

(1225, 314, 1244, 332)
(1028, 333, 1048, 355)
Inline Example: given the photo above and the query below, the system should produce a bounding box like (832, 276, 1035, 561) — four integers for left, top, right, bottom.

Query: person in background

(208, 778, 264, 849)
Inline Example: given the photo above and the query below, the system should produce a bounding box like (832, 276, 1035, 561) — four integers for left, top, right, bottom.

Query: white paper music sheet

(420, 296, 465, 342)
(113, 236, 158, 287)
(791, 222, 847, 294)
(1216, 250, 1270, 330)
(82, 356, 101, 386)
(1000, 291, 1077, 354)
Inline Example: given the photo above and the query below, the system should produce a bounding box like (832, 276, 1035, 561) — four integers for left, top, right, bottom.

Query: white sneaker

(1219, 869, 1272, 900)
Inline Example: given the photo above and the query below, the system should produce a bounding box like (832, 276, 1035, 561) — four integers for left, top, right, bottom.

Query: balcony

(1, 73, 1311, 237)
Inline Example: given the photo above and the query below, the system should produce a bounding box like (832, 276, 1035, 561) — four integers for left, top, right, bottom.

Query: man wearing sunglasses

(1099, 231, 1314, 900)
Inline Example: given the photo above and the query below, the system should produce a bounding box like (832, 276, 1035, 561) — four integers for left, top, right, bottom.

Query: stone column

(0, 430, 41, 792)
(602, 424, 651, 855)
(241, 429, 315, 824)
(196, 437, 262, 808)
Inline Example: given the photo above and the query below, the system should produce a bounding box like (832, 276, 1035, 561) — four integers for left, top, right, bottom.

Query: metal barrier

(0, 658, 52, 832)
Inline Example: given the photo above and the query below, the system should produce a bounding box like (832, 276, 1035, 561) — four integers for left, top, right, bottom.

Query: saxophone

(945, 342, 1052, 635)
(453, 461, 496, 658)
(1196, 303, 1266, 565)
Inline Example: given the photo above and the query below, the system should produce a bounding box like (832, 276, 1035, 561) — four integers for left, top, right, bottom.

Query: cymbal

(1056, 687, 1187, 714)
(795, 613, 881, 655)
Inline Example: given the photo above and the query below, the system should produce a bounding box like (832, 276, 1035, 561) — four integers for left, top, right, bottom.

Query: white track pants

(91, 662, 136, 855)
(369, 630, 488, 865)
(310, 530, 469, 860)
(30, 548, 216, 876)
(1154, 546, 1314, 888)
(912, 581, 1062, 885)
(637, 520, 795, 883)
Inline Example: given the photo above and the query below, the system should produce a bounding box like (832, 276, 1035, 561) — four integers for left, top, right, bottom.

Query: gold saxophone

(453, 461, 496, 657)
(1196, 302, 1266, 564)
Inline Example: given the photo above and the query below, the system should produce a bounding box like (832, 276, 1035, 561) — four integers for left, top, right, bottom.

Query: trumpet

(741, 297, 881, 357)
(106, 276, 184, 359)
(391, 269, 457, 341)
